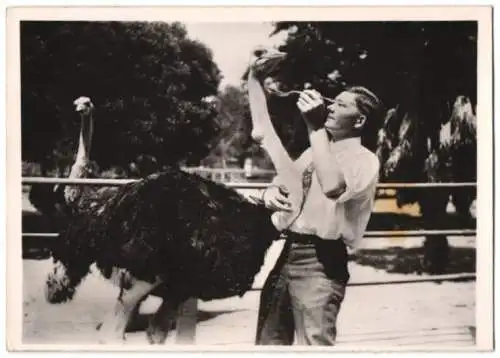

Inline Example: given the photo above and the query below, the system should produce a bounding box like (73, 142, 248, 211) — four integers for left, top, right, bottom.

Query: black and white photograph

(5, 5, 494, 352)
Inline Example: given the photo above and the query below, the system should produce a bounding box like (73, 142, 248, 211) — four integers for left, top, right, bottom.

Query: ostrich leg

(146, 299, 181, 344)
(98, 277, 163, 344)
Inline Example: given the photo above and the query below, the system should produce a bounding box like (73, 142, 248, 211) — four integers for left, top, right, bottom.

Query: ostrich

(43, 47, 302, 344)
(29, 95, 175, 339)
(376, 95, 477, 274)
(28, 96, 118, 223)
(28, 96, 158, 227)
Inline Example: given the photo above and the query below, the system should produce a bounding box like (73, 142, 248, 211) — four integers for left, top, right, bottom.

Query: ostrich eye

(253, 47, 267, 57)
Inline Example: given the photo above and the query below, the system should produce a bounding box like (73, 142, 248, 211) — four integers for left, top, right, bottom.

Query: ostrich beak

(252, 47, 287, 78)
(73, 96, 92, 113)
(75, 103, 86, 113)
(254, 50, 286, 67)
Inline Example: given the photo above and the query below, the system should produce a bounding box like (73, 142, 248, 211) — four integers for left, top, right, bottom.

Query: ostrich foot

(97, 308, 132, 344)
(146, 300, 178, 344)
(146, 324, 169, 345)
(97, 323, 127, 344)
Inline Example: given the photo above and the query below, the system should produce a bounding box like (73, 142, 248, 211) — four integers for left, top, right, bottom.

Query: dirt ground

(21, 241, 476, 349)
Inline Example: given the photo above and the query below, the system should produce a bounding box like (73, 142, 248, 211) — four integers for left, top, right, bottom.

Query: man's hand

(297, 89, 327, 131)
(263, 185, 293, 212)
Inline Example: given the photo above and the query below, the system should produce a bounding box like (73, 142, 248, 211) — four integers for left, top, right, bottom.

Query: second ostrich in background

(28, 96, 118, 224)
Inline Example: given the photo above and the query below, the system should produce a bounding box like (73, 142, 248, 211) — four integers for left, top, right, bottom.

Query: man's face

(324, 91, 363, 134)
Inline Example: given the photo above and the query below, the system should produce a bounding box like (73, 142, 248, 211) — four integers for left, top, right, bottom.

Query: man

(255, 86, 382, 345)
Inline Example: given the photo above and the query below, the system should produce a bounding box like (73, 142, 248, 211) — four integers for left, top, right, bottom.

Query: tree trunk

(423, 235, 450, 275)
(41, 164, 48, 177)
(420, 189, 450, 274)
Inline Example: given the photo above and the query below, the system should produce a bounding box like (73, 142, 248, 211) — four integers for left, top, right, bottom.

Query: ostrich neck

(247, 72, 295, 175)
(247, 70, 303, 229)
(74, 112, 94, 165)
(59, 111, 95, 208)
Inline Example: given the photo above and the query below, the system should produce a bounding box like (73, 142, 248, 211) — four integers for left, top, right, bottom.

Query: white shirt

(270, 137, 380, 249)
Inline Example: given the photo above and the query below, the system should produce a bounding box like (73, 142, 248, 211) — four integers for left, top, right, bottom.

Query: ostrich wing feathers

(51, 167, 278, 302)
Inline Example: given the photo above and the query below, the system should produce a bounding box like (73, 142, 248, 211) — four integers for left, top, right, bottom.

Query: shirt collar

(329, 136, 362, 152)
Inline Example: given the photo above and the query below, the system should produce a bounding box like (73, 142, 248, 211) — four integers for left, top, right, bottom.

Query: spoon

(265, 82, 336, 104)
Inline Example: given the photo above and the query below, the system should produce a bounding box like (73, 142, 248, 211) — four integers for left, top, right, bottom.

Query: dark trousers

(255, 232, 349, 345)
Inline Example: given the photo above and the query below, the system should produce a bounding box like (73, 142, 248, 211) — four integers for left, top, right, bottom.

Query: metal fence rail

(248, 273, 476, 290)
(20, 176, 477, 344)
(21, 229, 477, 239)
(21, 176, 477, 241)
(22, 176, 478, 189)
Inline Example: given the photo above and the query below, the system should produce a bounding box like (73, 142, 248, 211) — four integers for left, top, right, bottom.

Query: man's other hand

(263, 185, 293, 212)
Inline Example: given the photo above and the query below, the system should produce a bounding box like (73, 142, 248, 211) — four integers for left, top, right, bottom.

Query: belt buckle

(280, 231, 290, 239)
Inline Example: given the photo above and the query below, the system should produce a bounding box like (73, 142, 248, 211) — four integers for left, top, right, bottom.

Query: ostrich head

(249, 46, 287, 82)
(73, 96, 95, 116)
(247, 46, 287, 144)
(45, 260, 77, 303)
(45, 226, 97, 304)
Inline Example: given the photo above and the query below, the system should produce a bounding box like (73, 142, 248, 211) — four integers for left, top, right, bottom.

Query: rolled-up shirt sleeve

(335, 152, 380, 204)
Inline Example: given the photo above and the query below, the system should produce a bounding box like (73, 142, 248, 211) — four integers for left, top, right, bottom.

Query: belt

(281, 230, 342, 245)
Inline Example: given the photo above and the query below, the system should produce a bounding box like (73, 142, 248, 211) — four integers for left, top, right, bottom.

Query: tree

(202, 85, 274, 170)
(202, 85, 250, 167)
(21, 21, 222, 176)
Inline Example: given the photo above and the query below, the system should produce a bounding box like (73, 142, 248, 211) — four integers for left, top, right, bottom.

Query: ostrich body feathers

(50, 166, 278, 303)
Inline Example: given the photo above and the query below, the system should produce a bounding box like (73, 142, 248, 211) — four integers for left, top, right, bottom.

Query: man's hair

(345, 86, 383, 122)
(345, 86, 384, 151)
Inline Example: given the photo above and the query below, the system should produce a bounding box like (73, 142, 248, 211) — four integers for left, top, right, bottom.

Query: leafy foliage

(250, 21, 477, 160)
(21, 21, 222, 176)
(202, 85, 275, 169)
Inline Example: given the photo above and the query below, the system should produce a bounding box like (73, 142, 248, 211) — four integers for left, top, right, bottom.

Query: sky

(183, 22, 288, 88)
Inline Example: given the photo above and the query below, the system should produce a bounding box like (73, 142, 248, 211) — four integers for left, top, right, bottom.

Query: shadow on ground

(121, 309, 244, 333)
(350, 246, 476, 275)
(366, 212, 476, 231)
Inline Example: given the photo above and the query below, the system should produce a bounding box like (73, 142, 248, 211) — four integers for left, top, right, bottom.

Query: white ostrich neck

(247, 72, 295, 175)
(247, 71, 304, 231)
(74, 112, 94, 165)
